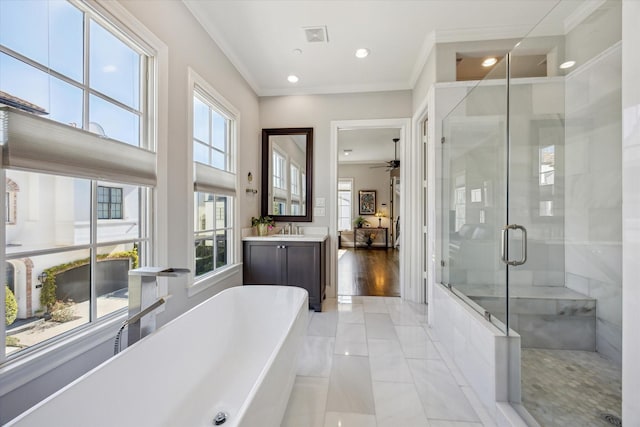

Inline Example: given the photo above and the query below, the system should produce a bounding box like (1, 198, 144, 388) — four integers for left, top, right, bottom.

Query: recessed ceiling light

(287, 75, 299, 83)
(355, 48, 370, 59)
(559, 60, 576, 69)
(482, 57, 498, 67)
(293, 48, 302, 55)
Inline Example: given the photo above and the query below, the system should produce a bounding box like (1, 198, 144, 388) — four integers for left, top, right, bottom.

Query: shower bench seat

(455, 284, 596, 351)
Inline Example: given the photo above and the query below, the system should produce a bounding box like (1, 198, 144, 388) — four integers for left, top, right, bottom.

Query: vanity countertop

(242, 234, 328, 242)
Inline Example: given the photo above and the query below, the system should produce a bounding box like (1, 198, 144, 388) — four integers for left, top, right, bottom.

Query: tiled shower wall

(564, 44, 622, 365)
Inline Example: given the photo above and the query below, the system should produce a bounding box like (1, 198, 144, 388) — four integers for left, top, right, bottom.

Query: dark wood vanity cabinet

(243, 239, 326, 311)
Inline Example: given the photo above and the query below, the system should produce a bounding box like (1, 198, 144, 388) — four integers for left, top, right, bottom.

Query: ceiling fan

(370, 138, 400, 170)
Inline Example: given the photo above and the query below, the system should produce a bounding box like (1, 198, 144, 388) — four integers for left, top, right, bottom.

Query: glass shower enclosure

(440, 1, 622, 424)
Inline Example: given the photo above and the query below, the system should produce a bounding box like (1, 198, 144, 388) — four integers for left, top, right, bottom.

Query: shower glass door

(507, 2, 623, 424)
(440, 59, 509, 331)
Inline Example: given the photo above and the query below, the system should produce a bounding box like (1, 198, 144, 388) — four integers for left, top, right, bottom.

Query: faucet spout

(114, 297, 166, 355)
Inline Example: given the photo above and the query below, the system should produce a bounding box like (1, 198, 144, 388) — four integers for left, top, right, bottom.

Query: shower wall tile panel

(564, 44, 623, 364)
(508, 80, 566, 287)
(431, 283, 519, 419)
(515, 314, 595, 350)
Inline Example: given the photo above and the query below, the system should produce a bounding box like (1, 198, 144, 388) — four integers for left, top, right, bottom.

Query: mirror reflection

(261, 127, 313, 221)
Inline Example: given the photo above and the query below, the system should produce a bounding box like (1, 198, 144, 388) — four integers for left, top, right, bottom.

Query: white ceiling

(338, 128, 400, 165)
(183, 0, 583, 97)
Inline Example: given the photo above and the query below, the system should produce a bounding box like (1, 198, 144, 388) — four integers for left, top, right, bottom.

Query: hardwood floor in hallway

(338, 248, 400, 297)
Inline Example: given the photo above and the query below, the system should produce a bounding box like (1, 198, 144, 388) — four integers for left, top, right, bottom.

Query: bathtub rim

(232, 286, 308, 426)
(6, 284, 309, 426)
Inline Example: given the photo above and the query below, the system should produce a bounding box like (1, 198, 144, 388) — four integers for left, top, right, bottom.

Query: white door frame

(328, 118, 416, 301)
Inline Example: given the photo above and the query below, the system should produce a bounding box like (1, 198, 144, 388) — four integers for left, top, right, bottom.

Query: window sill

(0, 311, 126, 397)
(187, 263, 242, 298)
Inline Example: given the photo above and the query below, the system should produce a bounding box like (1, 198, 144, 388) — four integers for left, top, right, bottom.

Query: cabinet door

(283, 242, 320, 306)
(243, 242, 284, 285)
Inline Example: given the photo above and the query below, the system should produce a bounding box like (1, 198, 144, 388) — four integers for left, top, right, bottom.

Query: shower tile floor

(281, 296, 497, 427)
(522, 348, 622, 427)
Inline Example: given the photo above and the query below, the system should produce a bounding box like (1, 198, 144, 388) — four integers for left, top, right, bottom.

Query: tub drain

(213, 411, 228, 425)
(600, 412, 622, 427)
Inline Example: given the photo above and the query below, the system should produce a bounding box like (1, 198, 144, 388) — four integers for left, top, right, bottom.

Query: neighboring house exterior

(5, 169, 140, 319)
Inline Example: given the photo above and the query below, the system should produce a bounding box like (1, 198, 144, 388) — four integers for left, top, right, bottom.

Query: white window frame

(0, 0, 162, 383)
(188, 68, 240, 296)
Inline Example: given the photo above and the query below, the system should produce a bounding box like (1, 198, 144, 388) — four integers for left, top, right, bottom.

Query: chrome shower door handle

(500, 224, 528, 266)
(500, 226, 509, 264)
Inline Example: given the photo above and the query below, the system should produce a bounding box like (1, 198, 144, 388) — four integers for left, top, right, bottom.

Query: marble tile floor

(282, 296, 497, 427)
(521, 348, 622, 427)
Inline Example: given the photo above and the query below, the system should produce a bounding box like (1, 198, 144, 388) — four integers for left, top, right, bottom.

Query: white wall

(0, 1, 260, 423)
(412, 49, 437, 113)
(259, 92, 412, 294)
(622, 0, 640, 421)
(118, 0, 260, 318)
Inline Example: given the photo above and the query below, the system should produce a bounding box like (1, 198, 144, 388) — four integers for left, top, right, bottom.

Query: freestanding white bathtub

(7, 285, 308, 427)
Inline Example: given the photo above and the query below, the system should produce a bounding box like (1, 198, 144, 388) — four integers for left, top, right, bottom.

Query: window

(338, 179, 353, 231)
(0, 1, 144, 146)
(194, 193, 232, 276)
(539, 145, 555, 185)
(191, 70, 238, 282)
(193, 92, 230, 170)
(97, 186, 123, 219)
(273, 198, 286, 215)
(1, 1, 155, 361)
(291, 163, 300, 197)
(273, 150, 286, 190)
(301, 171, 306, 211)
(291, 202, 300, 215)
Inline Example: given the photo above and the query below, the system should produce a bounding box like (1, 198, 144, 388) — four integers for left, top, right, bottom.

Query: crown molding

(183, 0, 261, 96)
(434, 24, 533, 44)
(257, 81, 411, 98)
(409, 30, 437, 89)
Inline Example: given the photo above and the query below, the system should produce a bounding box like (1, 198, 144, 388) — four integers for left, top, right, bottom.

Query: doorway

(337, 127, 400, 296)
(329, 119, 410, 299)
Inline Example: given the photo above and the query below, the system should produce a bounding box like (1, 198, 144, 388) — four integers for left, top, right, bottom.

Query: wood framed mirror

(261, 127, 313, 222)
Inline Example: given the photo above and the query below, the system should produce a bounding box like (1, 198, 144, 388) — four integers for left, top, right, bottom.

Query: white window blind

(1, 107, 156, 186)
(193, 161, 236, 196)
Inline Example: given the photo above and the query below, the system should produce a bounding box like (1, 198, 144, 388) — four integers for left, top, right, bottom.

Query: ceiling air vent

(303, 26, 328, 43)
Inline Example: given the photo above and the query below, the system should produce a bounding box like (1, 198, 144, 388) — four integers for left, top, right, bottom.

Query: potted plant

(251, 215, 275, 236)
(353, 216, 369, 228)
